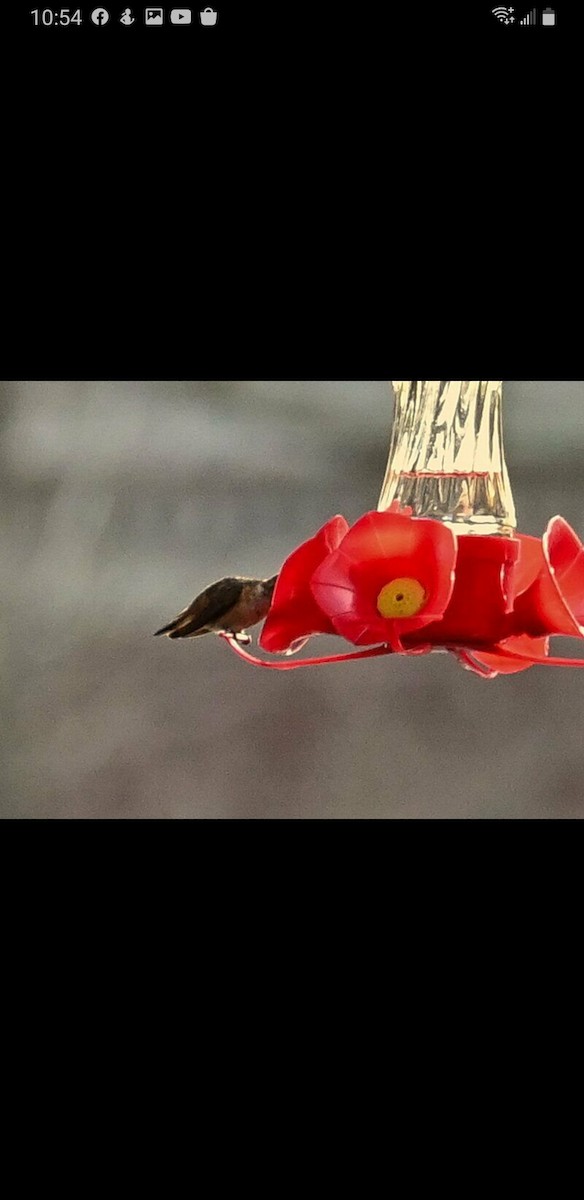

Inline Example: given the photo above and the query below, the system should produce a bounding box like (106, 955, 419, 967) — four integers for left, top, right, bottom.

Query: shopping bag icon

(200, 6, 217, 23)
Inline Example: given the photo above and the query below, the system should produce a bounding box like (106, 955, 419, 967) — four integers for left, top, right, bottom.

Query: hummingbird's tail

(154, 617, 207, 638)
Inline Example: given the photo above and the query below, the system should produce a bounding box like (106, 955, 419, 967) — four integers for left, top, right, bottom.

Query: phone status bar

(24, 3, 577, 34)
(28, 9, 218, 26)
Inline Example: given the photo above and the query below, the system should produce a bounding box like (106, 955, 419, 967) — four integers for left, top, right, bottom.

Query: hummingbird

(154, 575, 278, 645)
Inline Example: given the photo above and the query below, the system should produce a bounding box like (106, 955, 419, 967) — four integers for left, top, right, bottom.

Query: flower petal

(545, 516, 584, 633)
(492, 636, 584, 669)
(457, 634, 551, 676)
(259, 515, 349, 653)
(513, 516, 584, 638)
(453, 649, 499, 679)
(512, 533, 546, 599)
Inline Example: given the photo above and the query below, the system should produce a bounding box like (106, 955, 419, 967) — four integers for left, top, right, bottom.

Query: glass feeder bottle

(378, 380, 517, 537)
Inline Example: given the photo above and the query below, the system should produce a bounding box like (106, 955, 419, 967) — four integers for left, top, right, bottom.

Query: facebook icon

(91, 8, 110, 23)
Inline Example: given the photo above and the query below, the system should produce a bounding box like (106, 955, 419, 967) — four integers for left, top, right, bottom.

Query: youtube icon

(170, 8, 191, 22)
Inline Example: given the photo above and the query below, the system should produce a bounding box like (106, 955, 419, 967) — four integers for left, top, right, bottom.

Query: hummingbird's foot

(228, 630, 252, 646)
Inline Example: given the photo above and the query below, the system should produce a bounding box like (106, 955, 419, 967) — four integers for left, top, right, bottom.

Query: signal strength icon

(492, 6, 515, 21)
(520, 7, 536, 22)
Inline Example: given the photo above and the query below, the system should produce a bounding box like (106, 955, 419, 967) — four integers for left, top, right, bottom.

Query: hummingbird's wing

(154, 578, 248, 638)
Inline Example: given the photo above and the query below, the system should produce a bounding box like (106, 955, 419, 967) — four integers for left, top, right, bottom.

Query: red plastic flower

(459, 516, 584, 676)
(310, 510, 457, 651)
(234, 510, 584, 678)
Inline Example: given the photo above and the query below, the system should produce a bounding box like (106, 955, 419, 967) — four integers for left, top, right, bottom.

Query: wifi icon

(492, 5, 514, 21)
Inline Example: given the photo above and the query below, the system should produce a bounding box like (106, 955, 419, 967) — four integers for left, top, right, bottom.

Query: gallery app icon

(144, 7, 163, 23)
(171, 8, 192, 22)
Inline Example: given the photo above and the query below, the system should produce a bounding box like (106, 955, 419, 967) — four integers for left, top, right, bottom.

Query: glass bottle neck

(378, 380, 517, 537)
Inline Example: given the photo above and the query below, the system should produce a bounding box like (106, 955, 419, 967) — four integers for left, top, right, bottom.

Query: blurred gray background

(1, 380, 583, 820)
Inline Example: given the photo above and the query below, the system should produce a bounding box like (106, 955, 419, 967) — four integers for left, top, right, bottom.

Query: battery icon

(542, 7, 556, 23)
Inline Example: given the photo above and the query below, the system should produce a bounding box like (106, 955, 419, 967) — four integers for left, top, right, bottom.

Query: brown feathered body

(154, 575, 278, 643)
